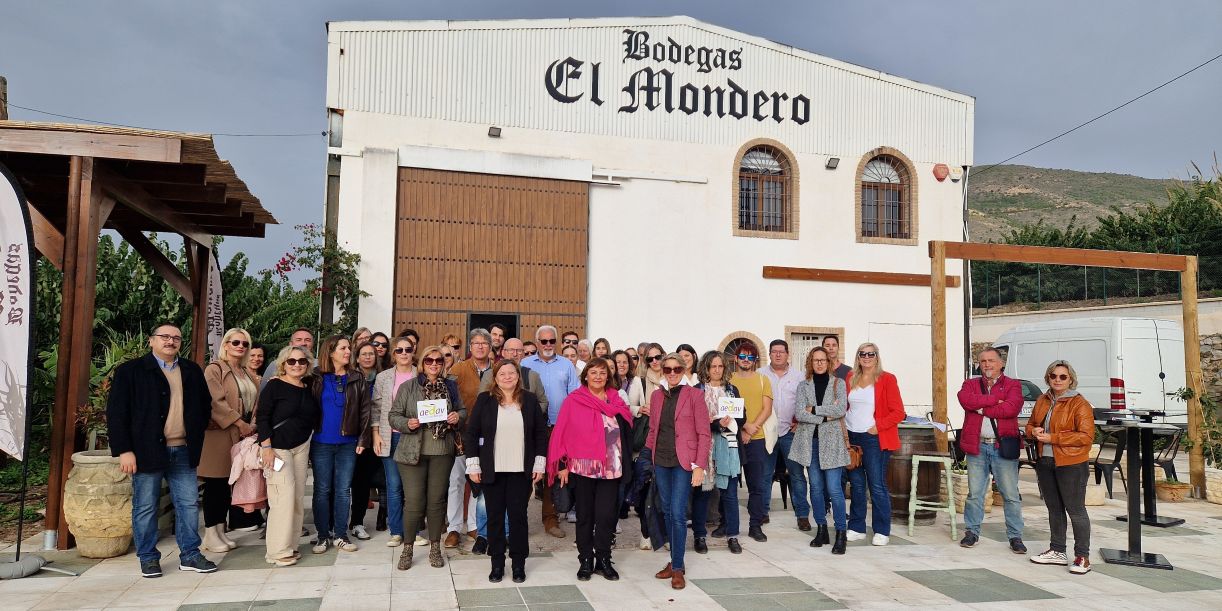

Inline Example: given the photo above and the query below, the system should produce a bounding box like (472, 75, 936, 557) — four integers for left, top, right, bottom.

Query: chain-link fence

(969, 254, 1222, 312)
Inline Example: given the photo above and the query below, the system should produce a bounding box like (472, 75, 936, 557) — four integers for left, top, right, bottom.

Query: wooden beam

(763, 266, 961, 288)
(0, 128, 181, 163)
(112, 160, 206, 184)
(938, 241, 1187, 272)
(28, 202, 64, 270)
(95, 163, 213, 247)
(1183, 256, 1206, 496)
(140, 181, 227, 203)
(930, 242, 949, 453)
(115, 225, 194, 305)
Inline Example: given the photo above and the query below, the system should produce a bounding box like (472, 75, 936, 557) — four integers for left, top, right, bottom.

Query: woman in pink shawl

(547, 357, 633, 583)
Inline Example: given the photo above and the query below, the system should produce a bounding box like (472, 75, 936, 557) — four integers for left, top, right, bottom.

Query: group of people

(106, 320, 1099, 583)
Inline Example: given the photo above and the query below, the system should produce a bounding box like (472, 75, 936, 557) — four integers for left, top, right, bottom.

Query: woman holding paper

(547, 358, 634, 583)
(692, 350, 745, 554)
(257, 346, 318, 567)
(844, 342, 906, 547)
(645, 353, 711, 589)
(463, 360, 549, 583)
(792, 347, 850, 554)
(388, 344, 466, 570)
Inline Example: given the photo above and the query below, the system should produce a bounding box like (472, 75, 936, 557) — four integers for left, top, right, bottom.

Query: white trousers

(446, 455, 477, 533)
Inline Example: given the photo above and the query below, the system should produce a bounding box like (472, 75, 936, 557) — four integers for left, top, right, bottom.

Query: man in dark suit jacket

(107, 323, 218, 578)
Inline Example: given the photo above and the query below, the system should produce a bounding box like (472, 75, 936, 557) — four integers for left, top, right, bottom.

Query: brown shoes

(671, 568, 686, 590)
(797, 517, 812, 532)
(655, 563, 673, 579)
(467, 530, 478, 540)
(545, 524, 566, 538)
(443, 531, 460, 548)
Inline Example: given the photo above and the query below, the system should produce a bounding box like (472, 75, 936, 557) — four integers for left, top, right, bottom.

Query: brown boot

(655, 562, 673, 579)
(429, 541, 445, 568)
(443, 531, 460, 548)
(671, 568, 686, 590)
(397, 545, 413, 570)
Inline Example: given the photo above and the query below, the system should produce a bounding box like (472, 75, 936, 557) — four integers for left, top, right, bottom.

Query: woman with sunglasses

(442, 333, 464, 360)
(308, 335, 373, 554)
(388, 345, 466, 570)
(793, 347, 850, 554)
(370, 337, 416, 549)
(844, 343, 906, 546)
(730, 341, 773, 543)
(1026, 360, 1095, 574)
(200, 328, 260, 552)
(627, 342, 666, 548)
(257, 346, 319, 566)
(347, 341, 384, 541)
(548, 358, 634, 582)
(370, 332, 392, 370)
(647, 354, 711, 589)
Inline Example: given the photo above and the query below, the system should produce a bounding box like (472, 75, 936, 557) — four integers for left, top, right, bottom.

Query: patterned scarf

(422, 378, 451, 440)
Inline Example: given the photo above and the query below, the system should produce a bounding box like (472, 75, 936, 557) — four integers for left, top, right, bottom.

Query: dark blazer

(107, 352, 212, 473)
(463, 390, 549, 485)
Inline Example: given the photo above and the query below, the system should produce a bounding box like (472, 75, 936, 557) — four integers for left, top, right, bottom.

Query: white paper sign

(716, 397, 745, 419)
(417, 399, 448, 424)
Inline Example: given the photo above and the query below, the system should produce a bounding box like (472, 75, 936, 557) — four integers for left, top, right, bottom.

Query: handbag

(551, 477, 575, 514)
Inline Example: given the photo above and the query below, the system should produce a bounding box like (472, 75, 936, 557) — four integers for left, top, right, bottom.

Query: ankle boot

(594, 556, 619, 581)
(429, 541, 445, 567)
(397, 544, 413, 570)
(577, 557, 594, 581)
(813, 524, 829, 547)
(831, 529, 847, 555)
(217, 525, 237, 550)
(202, 525, 229, 553)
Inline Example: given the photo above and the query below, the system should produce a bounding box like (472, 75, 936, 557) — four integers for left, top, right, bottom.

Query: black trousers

(1035, 457, 1091, 557)
(201, 477, 231, 527)
(572, 474, 620, 562)
(349, 448, 382, 528)
(483, 472, 532, 568)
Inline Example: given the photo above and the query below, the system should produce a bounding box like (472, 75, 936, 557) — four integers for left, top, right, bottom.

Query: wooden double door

(392, 167, 589, 346)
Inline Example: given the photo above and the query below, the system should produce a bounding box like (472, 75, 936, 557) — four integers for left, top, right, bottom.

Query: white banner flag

(0, 163, 34, 460)
(206, 255, 225, 362)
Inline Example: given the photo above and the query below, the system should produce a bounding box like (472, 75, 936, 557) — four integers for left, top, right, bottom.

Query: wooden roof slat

(0, 127, 181, 163)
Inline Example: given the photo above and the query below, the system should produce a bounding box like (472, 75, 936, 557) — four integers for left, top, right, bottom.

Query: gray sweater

(791, 377, 850, 469)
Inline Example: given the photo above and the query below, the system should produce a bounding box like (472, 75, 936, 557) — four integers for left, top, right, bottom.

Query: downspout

(961, 165, 973, 377)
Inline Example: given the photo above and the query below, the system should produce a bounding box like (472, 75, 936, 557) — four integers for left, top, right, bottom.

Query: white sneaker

(414, 536, 429, 547)
(334, 537, 358, 552)
(845, 530, 866, 542)
(615, 523, 623, 534)
(1069, 555, 1092, 574)
(639, 538, 652, 550)
(872, 534, 889, 546)
(311, 538, 330, 554)
(386, 535, 403, 547)
(1030, 549, 1069, 565)
(566, 510, 577, 524)
(350, 525, 371, 540)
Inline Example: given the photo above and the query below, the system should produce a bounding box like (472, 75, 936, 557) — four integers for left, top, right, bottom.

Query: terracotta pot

(1154, 481, 1192, 503)
(63, 450, 133, 558)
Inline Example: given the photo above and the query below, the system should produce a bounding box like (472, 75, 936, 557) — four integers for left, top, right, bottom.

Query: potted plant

(1174, 387, 1222, 504)
(1155, 478, 1192, 503)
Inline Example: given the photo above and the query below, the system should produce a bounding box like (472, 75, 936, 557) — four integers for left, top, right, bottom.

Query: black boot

(511, 560, 526, 583)
(577, 557, 594, 581)
(748, 525, 768, 542)
(812, 524, 829, 547)
(831, 530, 847, 555)
(594, 556, 620, 581)
(694, 537, 708, 554)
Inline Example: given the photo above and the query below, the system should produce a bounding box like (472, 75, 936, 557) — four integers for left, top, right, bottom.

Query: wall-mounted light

(825, 157, 839, 170)
(487, 126, 502, 138)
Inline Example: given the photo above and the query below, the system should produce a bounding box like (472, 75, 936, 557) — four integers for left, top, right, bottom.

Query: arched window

(734, 142, 797, 238)
(860, 154, 911, 239)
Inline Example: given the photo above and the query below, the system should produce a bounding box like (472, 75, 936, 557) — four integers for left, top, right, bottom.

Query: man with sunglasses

(957, 347, 1027, 554)
(522, 325, 580, 538)
(522, 341, 538, 357)
(107, 323, 218, 577)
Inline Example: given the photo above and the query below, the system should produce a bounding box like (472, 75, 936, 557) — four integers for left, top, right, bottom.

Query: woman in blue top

(308, 335, 373, 554)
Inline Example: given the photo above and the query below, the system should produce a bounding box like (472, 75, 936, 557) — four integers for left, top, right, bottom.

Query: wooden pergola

(0, 120, 277, 550)
(929, 241, 1207, 495)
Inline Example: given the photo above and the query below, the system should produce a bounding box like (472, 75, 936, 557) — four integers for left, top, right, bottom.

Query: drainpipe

(961, 165, 973, 376)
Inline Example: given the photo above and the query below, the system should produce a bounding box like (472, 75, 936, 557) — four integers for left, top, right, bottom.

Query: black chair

(1154, 427, 1185, 482)
(1093, 428, 1127, 499)
(1019, 439, 1039, 472)
(773, 455, 790, 509)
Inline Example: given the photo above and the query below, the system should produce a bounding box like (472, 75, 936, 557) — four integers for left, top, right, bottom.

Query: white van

(992, 317, 1188, 424)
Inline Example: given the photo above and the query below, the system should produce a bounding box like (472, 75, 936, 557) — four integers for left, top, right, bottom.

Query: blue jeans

(741, 440, 768, 528)
(652, 464, 693, 571)
(771, 432, 810, 518)
(800, 461, 827, 526)
(379, 433, 405, 537)
(965, 441, 1024, 539)
(823, 467, 847, 531)
(691, 477, 741, 537)
(311, 441, 357, 540)
(847, 432, 892, 536)
(131, 445, 202, 564)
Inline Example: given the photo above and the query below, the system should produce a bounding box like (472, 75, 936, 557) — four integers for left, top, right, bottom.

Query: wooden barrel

(886, 425, 941, 525)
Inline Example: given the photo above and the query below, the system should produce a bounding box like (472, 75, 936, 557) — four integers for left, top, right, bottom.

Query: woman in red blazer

(843, 343, 906, 546)
(645, 353, 711, 590)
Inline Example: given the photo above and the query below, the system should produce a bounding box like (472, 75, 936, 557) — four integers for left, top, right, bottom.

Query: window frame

(855, 146, 919, 246)
(732, 139, 800, 240)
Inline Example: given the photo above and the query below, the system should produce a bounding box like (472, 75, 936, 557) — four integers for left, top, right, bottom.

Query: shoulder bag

(632, 377, 651, 452)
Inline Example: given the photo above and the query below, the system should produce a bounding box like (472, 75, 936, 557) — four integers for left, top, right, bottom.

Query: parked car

(1016, 378, 1041, 427)
(993, 317, 1187, 424)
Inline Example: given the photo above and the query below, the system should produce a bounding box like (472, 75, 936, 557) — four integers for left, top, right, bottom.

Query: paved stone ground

(4, 456, 1222, 610)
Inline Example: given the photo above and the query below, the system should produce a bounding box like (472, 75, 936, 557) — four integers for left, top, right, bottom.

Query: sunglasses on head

(1048, 373, 1071, 381)
(538, 338, 557, 345)
(858, 351, 877, 358)
(393, 347, 414, 355)
(646, 354, 664, 363)
(284, 357, 309, 367)
(228, 339, 250, 348)
(737, 353, 757, 362)
(370, 340, 387, 348)
(661, 366, 684, 375)
(422, 356, 445, 366)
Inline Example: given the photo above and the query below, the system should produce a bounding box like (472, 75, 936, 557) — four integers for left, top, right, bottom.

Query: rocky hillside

(967, 164, 1175, 242)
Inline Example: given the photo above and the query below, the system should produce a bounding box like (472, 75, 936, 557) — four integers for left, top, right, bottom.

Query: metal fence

(969, 254, 1222, 312)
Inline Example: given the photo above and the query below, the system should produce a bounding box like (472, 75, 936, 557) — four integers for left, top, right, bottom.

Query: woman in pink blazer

(645, 353, 712, 590)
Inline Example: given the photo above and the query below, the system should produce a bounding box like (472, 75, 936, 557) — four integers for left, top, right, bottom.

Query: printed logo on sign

(544, 29, 810, 125)
(2, 244, 24, 326)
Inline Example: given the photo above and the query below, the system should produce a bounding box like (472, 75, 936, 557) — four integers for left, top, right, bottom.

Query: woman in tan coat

(200, 328, 260, 552)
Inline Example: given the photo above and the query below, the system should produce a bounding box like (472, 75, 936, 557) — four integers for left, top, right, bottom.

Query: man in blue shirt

(521, 324, 579, 538)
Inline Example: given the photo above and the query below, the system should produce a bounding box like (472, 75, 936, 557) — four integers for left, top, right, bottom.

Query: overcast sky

(3, 0, 1220, 270)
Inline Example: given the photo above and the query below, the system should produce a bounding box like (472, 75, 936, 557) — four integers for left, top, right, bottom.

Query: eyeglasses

(630, 355, 640, 362)
(812, 359, 828, 364)
(393, 347, 415, 355)
(153, 333, 183, 343)
(470, 341, 489, 347)
(858, 351, 877, 358)
(228, 339, 250, 348)
(371, 341, 387, 348)
(538, 338, 557, 345)
(284, 358, 309, 367)
(1048, 373, 1071, 381)
(422, 357, 444, 366)
(737, 354, 757, 362)
(563, 339, 578, 345)
(661, 366, 684, 375)
(448, 344, 461, 351)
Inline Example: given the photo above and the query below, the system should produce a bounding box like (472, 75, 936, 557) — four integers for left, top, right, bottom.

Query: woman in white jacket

(370, 336, 415, 547)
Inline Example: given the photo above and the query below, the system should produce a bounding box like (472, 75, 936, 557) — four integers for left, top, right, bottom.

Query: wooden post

(930, 240, 949, 453)
(186, 242, 211, 364)
(0, 75, 8, 120)
(1182, 256, 1206, 496)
